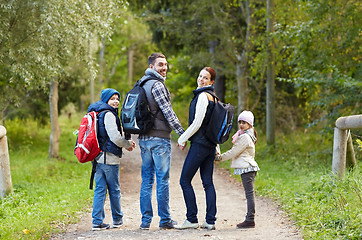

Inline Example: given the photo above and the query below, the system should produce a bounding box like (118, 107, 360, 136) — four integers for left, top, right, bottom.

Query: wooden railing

(332, 114, 361, 178)
(0, 125, 13, 198)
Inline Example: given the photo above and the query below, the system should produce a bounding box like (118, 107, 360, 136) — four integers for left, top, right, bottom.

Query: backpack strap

(96, 110, 110, 164)
(139, 79, 162, 120)
(205, 90, 219, 103)
(89, 160, 97, 189)
(89, 110, 109, 190)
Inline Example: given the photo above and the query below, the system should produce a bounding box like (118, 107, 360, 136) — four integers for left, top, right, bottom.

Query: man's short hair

(148, 52, 166, 65)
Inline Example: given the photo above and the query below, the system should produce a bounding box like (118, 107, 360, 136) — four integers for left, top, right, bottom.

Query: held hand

(126, 140, 136, 151)
(131, 140, 136, 148)
(177, 143, 186, 151)
(214, 153, 222, 161)
(126, 146, 134, 152)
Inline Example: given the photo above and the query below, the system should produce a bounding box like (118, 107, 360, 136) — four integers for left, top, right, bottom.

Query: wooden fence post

(332, 127, 347, 178)
(0, 125, 13, 198)
(346, 132, 357, 169)
(332, 114, 362, 178)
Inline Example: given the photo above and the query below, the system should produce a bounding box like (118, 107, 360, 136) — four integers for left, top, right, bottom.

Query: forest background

(0, 0, 361, 239)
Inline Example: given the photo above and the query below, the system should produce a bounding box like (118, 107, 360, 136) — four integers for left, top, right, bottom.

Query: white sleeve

(178, 92, 209, 145)
(104, 112, 132, 149)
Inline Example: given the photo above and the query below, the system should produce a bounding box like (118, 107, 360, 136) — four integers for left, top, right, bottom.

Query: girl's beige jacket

(220, 133, 258, 169)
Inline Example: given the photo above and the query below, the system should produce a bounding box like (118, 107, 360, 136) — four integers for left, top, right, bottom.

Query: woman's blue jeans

(139, 138, 172, 226)
(179, 142, 217, 224)
(92, 163, 123, 226)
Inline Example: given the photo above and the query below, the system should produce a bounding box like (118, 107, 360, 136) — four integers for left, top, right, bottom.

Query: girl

(175, 67, 218, 230)
(87, 88, 136, 231)
(216, 110, 259, 228)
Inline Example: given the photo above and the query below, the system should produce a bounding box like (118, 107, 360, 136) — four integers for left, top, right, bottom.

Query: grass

(218, 130, 362, 240)
(0, 116, 93, 239)
(1, 116, 361, 239)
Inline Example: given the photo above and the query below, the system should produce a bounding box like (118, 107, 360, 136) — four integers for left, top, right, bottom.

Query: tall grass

(218, 131, 362, 240)
(0, 115, 93, 239)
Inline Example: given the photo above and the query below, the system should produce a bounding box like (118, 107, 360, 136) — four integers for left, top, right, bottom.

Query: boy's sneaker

(236, 220, 255, 228)
(92, 223, 110, 231)
(174, 220, 199, 229)
(200, 221, 215, 230)
(112, 219, 123, 228)
(159, 219, 177, 230)
(139, 222, 150, 230)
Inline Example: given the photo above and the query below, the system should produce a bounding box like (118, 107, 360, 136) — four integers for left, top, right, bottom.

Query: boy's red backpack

(74, 111, 104, 163)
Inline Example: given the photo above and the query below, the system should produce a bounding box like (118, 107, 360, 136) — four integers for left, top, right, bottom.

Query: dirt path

(52, 141, 302, 240)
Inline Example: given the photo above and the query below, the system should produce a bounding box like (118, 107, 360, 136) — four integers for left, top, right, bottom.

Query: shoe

(236, 220, 255, 228)
(139, 222, 150, 230)
(112, 219, 123, 228)
(174, 220, 199, 229)
(92, 223, 110, 231)
(200, 221, 215, 230)
(159, 219, 177, 229)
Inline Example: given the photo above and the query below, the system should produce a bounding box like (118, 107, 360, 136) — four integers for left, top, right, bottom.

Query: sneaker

(236, 220, 255, 229)
(139, 222, 150, 230)
(200, 221, 215, 230)
(159, 219, 177, 230)
(112, 219, 123, 228)
(174, 220, 199, 229)
(92, 223, 110, 231)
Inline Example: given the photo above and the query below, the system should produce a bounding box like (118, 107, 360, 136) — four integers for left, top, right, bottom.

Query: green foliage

(275, 0, 361, 129)
(100, 10, 155, 96)
(218, 131, 362, 239)
(0, 115, 93, 239)
(0, 0, 123, 119)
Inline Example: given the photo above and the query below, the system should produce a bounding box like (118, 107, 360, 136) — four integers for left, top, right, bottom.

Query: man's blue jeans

(139, 137, 171, 226)
(92, 163, 123, 226)
(179, 142, 217, 224)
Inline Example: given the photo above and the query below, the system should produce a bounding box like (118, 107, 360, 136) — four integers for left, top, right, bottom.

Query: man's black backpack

(205, 90, 235, 145)
(121, 80, 154, 134)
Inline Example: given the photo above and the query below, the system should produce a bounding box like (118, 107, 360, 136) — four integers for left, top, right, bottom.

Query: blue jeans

(179, 142, 217, 224)
(92, 163, 123, 225)
(139, 138, 172, 226)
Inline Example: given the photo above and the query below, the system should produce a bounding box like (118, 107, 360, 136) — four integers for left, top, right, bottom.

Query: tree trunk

(236, 60, 248, 112)
(89, 39, 95, 104)
(266, 0, 276, 145)
(236, 0, 254, 113)
(48, 79, 60, 159)
(128, 44, 134, 88)
(214, 74, 226, 102)
(208, 39, 225, 101)
(99, 38, 106, 87)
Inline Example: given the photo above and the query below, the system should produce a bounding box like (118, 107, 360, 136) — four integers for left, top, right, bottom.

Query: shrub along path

(51, 141, 302, 240)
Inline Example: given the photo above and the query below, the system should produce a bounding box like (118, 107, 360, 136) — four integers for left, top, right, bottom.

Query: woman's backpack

(205, 90, 235, 145)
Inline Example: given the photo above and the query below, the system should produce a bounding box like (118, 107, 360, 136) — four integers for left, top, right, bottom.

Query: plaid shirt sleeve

(151, 81, 185, 136)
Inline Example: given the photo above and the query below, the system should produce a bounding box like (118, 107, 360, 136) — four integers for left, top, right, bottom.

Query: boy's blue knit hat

(101, 88, 120, 103)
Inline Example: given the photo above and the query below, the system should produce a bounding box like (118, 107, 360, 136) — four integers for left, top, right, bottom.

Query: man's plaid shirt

(139, 80, 184, 140)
